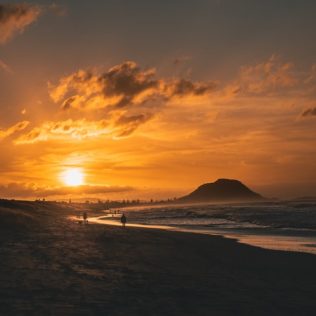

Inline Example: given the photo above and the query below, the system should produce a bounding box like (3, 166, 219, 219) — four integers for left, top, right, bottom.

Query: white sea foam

(98, 200, 316, 255)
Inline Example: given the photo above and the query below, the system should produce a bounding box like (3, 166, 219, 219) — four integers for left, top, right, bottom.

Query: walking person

(83, 211, 88, 224)
(121, 213, 127, 227)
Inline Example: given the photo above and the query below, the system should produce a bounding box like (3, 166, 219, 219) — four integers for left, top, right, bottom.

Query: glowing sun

(61, 168, 84, 186)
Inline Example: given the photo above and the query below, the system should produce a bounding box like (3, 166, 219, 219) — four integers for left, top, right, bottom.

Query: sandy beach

(1, 201, 316, 316)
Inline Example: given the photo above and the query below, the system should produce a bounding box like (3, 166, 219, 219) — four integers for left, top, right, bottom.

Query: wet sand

(1, 201, 316, 315)
(87, 214, 316, 255)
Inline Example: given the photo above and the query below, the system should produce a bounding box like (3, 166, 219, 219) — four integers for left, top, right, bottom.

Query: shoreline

(72, 215, 316, 256)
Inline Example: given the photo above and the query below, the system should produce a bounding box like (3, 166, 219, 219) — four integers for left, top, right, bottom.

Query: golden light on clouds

(61, 168, 85, 187)
(1, 55, 316, 199)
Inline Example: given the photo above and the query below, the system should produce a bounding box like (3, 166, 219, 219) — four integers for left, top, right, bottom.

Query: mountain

(178, 179, 263, 203)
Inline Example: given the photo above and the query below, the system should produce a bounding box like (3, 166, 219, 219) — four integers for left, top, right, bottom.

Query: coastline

(84, 214, 316, 255)
(1, 204, 316, 315)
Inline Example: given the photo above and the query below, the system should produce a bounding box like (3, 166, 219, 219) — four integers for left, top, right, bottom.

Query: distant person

(83, 212, 88, 224)
(121, 213, 127, 227)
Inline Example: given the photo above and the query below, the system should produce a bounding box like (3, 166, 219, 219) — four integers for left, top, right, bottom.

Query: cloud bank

(50, 61, 216, 111)
(15, 61, 216, 144)
(0, 183, 133, 198)
(2, 56, 316, 199)
(10, 56, 316, 146)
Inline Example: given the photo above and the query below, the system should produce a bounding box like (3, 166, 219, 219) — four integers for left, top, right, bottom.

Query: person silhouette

(83, 212, 88, 224)
(121, 213, 127, 227)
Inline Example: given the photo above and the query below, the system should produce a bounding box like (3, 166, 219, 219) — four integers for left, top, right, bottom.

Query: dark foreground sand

(0, 201, 316, 316)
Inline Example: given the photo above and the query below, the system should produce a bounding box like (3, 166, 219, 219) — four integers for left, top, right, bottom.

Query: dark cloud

(115, 114, 152, 137)
(301, 107, 316, 117)
(168, 79, 216, 96)
(50, 61, 217, 111)
(62, 96, 78, 110)
(46, 61, 217, 138)
(100, 61, 159, 108)
(0, 3, 41, 44)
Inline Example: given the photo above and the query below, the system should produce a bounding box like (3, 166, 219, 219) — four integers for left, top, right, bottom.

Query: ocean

(97, 199, 316, 255)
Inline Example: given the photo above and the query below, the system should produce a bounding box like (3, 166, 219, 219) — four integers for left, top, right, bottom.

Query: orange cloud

(13, 58, 316, 147)
(231, 55, 298, 96)
(114, 114, 152, 137)
(0, 182, 133, 198)
(49, 61, 217, 111)
(15, 119, 111, 144)
(0, 3, 41, 44)
(2, 57, 316, 199)
(35, 61, 217, 140)
(0, 121, 30, 141)
(14, 113, 156, 144)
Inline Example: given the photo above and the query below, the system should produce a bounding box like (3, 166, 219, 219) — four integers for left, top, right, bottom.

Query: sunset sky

(1, 0, 316, 200)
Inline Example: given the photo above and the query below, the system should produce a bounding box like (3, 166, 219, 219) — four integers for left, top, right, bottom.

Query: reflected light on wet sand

(69, 215, 316, 255)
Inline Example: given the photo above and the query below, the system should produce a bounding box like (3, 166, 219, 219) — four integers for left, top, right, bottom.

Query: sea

(97, 199, 316, 255)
